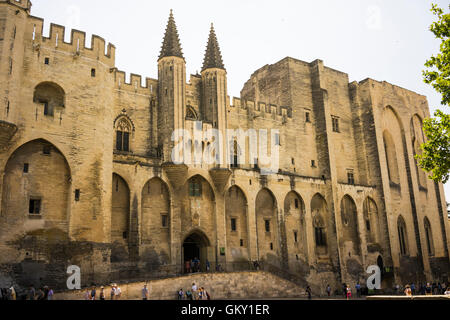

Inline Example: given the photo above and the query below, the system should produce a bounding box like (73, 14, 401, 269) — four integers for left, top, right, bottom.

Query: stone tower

(201, 23, 228, 166)
(157, 10, 186, 163)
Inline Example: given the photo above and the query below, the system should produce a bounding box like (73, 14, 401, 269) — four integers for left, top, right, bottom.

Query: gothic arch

(0, 139, 71, 238)
(181, 175, 216, 249)
(383, 130, 400, 185)
(141, 177, 171, 261)
(311, 193, 329, 257)
(225, 185, 249, 260)
(363, 196, 380, 244)
(256, 188, 278, 262)
(340, 195, 361, 255)
(397, 215, 409, 256)
(423, 216, 434, 256)
(284, 191, 307, 263)
(185, 105, 198, 120)
(112, 173, 130, 246)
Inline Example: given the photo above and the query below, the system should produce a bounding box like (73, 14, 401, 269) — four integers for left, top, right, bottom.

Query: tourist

(186, 290, 193, 300)
(342, 283, 347, 297)
(346, 285, 352, 300)
(47, 287, 54, 300)
(355, 282, 361, 298)
(36, 288, 45, 300)
(91, 286, 97, 300)
(425, 283, 433, 295)
(185, 260, 191, 273)
(110, 285, 116, 300)
(99, 286, 105, 300)
(115, 285, 122, 299)
(28, 285, 36, 300)
(178, 288, 184, 300)
(206, 259, 210, 272)
(326, 284, 331, 297)
(306, 286, 312, 300)
(445, 286, 450, 295)
(411, 283, 416, 295)
(404, 285, 412, 296)
(203, 287, 211, 300)
(192, 283, 198, 300)
(84, 288, 91, 300)
(142, 284, 149, 300)
(198, 287, 203, 300)
(9, 286, 16, 300)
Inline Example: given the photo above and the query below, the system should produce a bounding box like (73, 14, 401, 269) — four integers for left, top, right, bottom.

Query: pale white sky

(30, 0, 449, 202)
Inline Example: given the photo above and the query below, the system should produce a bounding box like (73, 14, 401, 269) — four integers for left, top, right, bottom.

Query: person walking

(47, 287, 54, 300)
(110, 285, 116, 300)
(99, 287, 105, 300)
(326, 284, 331, 297)
(404, 285, 412, 297)
(178, 288, 184, 300)
(346, 285, 352, 300)
(185, 260, 191, 274)
(306, 286, 312, 300)
(28, 285, 36, 300)
(91, 286, 97, 301)
(192, 283, 198, 300)
(9, 286, 16, 300)
(206, 260, 210, 272)
(84, 288, 91, 300)
(426, 283, 433, 296)
(142, 284, 149, 300)
(355, 283, 361, 298)
(115, 285, 122, 300)
(411, 283, 416, 295)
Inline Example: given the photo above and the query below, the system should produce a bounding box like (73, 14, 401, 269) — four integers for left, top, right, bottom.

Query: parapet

(113, 69, 158, 96)
(229, 97, 293, 121)
(1, 0, 32, 12)
(27, 15, 116, 67)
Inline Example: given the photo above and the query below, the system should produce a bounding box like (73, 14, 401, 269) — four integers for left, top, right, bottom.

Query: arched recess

(397, 215, 409, 256)
(111, 173, 130, 246)
(284, 191, 307, 261)
(410, 115, 427, 189)
(383, 130, 400, 185)
(185, 105, 198, 120)
(140, 177, 171, 264)
(340, 195, 361, 255)
(363, 197, 380, 245)
(311, 193, 329, 258)
(33, 82, 65, 117)
(1, 139, 71, 237)
(181, 175, 216, 261)
(225, 185, 249, 261)
(256, 188, 278, 262)
(424, 217, 434, 257)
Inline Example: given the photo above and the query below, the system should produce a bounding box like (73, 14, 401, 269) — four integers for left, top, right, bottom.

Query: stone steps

(55, 271, 308, 300)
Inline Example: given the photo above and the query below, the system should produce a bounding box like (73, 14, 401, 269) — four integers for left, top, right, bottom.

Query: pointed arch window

(313, 214, 326, 247)
(116, 118, 132, 152)
(424, 217, 434, 256)
(397, 216, 408, 256)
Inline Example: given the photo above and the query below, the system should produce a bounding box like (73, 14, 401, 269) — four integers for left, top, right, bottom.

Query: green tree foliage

(416, 4, 450, 183)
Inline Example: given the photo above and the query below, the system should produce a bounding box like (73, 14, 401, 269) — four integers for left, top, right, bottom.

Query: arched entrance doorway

(182, 231, 211, 273)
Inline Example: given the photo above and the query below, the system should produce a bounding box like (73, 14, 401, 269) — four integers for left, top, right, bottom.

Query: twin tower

(157, 10, 228, 163)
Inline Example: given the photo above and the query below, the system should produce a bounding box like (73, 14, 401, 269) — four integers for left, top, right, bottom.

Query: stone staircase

(55, 271, 308, 300)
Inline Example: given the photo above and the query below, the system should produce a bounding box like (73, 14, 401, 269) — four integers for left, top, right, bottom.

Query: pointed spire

(202, 23, 225, 71)
(159, 9, 184, 60)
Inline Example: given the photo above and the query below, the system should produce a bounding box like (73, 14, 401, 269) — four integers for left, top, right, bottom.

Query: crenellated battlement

(0, 0, 32, 11)
(113, 69, 158, 96)
(229, 97, 293, 122)
(27, 15, 116, 67)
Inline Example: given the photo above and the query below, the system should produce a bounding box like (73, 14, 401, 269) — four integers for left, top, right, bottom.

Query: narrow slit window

(29, 199, 41, 215)
(231, 218, 237, 232)
(23, 163, 29, 173)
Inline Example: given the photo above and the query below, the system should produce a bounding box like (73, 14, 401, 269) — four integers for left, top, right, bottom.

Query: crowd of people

(84, 284, 122, 300)
(184, 258, 212, 273)
(0, 285, 54, 300)
(400, 282, 450, 296)
(177, 282, 211, 300)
